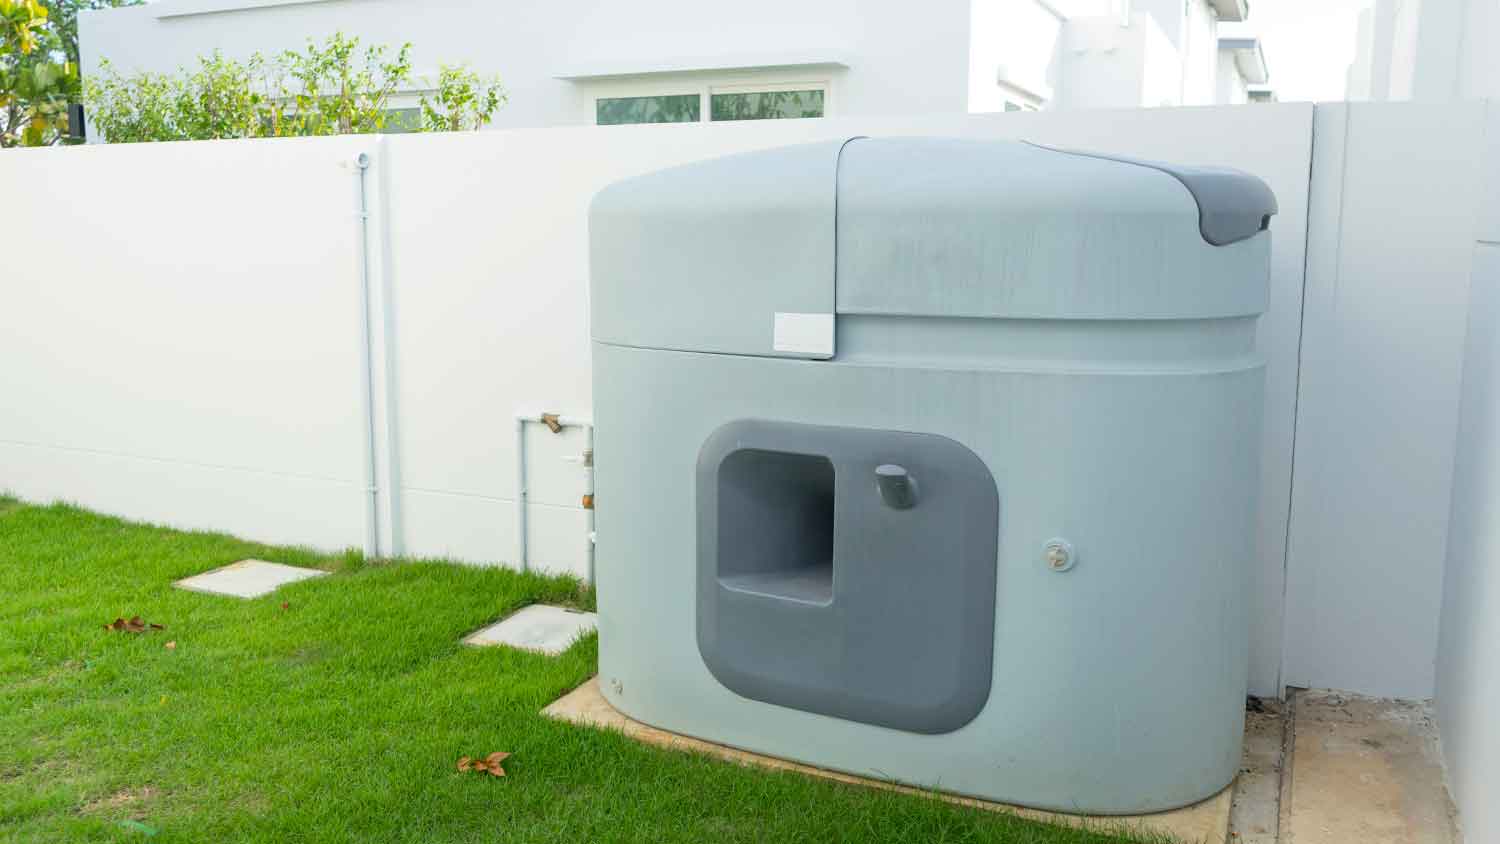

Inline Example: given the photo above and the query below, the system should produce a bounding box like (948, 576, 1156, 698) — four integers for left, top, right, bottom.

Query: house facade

(80, 0, 1269, 136)
(1345, 0, 1499, 102)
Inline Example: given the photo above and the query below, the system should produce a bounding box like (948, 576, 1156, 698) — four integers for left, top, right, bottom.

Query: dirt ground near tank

(1228, 689, 1463, 844)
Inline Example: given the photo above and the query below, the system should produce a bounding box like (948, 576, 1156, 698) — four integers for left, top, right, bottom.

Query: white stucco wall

(967, 0, 1063, 111)
(1121, 0, 1220, 105)
(1386, 0, 1421, 101)
(1053, 18, 1137, 109)
(1284, 101, 1490, 699)
(1133, 0, 1185, 47)
(1435, 103, 1500, 844)
(80, 0, 1263, 120)
(1217, 51, 1248, 104)
(1345, 7, 1374, 100)
(1052, 12, 1182, 109)
(1367, 0, 1398, 101)
(1138, 15, 1186, 107)
(1351, 0, 1498, 102)
(0, 136, 377, 551)
(1438, 246, 1500, 844)
(1457, 0, 1500, 99)
(1180, 0, 1220, 105)
(1404, 0, 1464, 102)
(78, 0, 974, 132)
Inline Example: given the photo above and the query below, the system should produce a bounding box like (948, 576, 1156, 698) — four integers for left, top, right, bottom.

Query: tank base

(541, 676, 1233, 841)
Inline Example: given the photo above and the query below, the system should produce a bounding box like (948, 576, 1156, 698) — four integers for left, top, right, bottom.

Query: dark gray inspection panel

(1025, 141, 1279, 246)
(697, 419, 999, 734)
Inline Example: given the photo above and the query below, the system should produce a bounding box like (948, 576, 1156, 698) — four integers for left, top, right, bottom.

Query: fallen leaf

(164, 641, 176, 650)
(103, 616, 165, 634)
(457, 752, 510, 777)
(485, 751, 511, 777)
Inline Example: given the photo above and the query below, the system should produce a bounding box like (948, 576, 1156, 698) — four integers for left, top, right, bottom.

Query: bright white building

(79, 0, 1270, 135)
(1346, 0, 1500, 102)
(1216, 37, 1269, 105)
(1051, 0, 1264, 109)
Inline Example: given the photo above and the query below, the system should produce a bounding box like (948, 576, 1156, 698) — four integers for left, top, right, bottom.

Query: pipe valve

(875, 464, 917, 510)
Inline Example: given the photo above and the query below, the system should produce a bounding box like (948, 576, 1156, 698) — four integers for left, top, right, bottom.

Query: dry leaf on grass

(457, 751, 511, 777)
(164, 641, 176, 650)
(104, 616, 164, 634)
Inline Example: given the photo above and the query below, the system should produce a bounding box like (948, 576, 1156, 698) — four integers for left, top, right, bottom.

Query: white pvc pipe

(584, 424, 596, 585)
(514, 411, 595, 581)
(515, 412, 594, 428)
(515, 415, 528, 572)
(352, 152, 380, 560)
(370, 140, 404, 558)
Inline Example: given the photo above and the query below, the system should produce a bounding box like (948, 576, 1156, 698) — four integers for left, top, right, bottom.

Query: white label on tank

(773, 312, 834, 357)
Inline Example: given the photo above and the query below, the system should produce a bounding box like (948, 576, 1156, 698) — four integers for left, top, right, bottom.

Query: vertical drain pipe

(352, 151, 380, 559)
(515, 415, 529, 573)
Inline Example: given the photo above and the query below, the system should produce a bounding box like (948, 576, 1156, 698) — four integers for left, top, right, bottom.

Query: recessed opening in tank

(716, 448, 834, 605)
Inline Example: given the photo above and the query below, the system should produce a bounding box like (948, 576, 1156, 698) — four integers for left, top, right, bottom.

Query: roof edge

(1209, 0, 1249, 22)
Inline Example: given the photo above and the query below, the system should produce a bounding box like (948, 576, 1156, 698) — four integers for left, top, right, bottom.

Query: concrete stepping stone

(463, 604, 597, 656)
(174, 559, 327, 599)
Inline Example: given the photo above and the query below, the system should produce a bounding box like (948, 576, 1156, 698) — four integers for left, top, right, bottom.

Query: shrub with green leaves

(419, 64, 506, 132)
(279, 32, 410, 136)
(81, 33, 507, 143)
(84, 60, 182, 142)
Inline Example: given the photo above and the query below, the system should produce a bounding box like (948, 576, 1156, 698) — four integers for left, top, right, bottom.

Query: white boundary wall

(1283, 101, 1495, 698)
(0, 136, 375, 549)
(6, 103, 1494, 711)
(1434, 103, 1500, 844)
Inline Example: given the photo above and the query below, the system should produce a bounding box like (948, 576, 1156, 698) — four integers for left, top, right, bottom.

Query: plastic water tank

(588, 137, 1275, 813)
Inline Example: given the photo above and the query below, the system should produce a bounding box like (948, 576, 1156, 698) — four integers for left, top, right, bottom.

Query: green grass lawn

(0, 498, 1166, 843)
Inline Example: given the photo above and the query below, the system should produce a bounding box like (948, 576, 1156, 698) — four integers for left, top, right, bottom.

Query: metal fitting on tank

(875, 464, 917, 509)
(1043, 539, 1076, 572)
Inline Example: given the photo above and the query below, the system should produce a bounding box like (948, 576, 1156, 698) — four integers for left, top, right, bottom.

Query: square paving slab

(543, 677, 1231, 843)
(463, 604, 597, 656)
(174, 559, 327, 599)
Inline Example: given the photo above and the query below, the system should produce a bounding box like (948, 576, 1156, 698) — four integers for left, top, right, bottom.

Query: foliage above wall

(1, 0, 139, 146)
(83, 32, 507, 143)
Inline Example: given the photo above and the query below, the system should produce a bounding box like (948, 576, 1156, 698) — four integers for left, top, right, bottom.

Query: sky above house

(1223, 0, 1376, 101)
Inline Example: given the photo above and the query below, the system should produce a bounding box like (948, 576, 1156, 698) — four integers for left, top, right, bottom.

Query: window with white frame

(710, 82, 825, 121)
(596, 93, 701, 125)
(594, 80, 828, 126)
